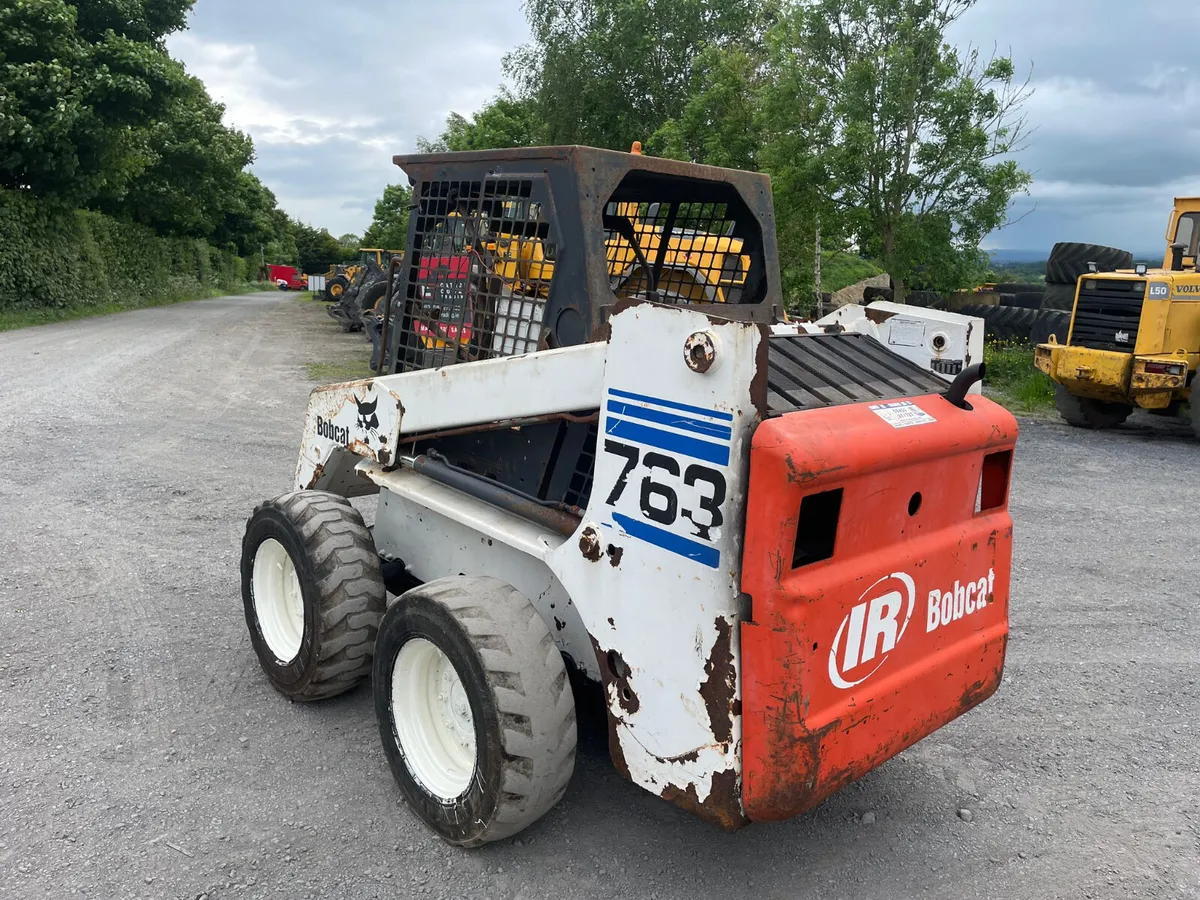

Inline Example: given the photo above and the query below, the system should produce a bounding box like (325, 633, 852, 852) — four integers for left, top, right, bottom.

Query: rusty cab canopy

(384, 144, 784, 375)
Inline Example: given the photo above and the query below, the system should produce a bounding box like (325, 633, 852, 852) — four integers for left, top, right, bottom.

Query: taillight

(1143, 361, 1186, 376)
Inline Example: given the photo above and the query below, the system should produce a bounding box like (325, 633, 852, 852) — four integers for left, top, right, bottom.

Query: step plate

(766, 332, 950, 415)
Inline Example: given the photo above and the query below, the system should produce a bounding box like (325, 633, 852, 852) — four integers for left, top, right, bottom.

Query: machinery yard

(0, 293, 1196, 900)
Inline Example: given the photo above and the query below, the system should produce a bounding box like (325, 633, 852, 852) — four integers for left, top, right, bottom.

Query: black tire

(325, 275, 350, 302)
(1041, 283, 1077, 311)
(374, 576, 577, 848)
(358, 280, 387, 314)
(1055, 386, 1132, 429)
(959, 304, 1038, 342)
(1006, 292, 1042, 310)
(1045, 242, 1133, 285)
(241, 491, 386, 700)
(906, 289, 940, 308)
(994, 282, 1045, 295)
(1030, 309, 1070, 345)
(1191, 402, 1200, 438)
(862, 286, 892, 302)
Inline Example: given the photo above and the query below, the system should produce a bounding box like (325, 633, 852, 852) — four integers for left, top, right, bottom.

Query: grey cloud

(173, 0, 1198, 254)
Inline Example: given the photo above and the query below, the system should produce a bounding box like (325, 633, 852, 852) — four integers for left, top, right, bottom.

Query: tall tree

(418, 90, 546, 152)
(0, 0, 195, 205)
(508, 0, 771, 149)
(97, 64, 255, 238)
(362, 184, 412, 252)
(292, 222, 343, 274)
(777, 0, 1031, 296)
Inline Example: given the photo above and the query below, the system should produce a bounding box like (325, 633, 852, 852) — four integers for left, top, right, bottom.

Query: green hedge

(0, 189, 250, 313)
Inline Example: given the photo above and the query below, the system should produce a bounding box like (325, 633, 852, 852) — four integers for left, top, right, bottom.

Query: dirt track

(0, 294, 1197, 900)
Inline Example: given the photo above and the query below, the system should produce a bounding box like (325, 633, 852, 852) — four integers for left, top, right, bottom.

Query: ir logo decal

(828, 572, 916, 690)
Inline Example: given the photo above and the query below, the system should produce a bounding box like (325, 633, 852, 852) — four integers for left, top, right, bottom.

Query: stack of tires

(1031, 242, 1134, 346)
(958, 282, 1047, 342)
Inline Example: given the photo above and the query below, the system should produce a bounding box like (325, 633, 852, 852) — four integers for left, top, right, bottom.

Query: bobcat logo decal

(354, 393, 380, 436)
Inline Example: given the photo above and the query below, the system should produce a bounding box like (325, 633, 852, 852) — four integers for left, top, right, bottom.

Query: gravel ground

(1, 294, 1198, 900)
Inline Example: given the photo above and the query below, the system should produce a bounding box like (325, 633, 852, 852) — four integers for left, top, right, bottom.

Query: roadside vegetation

(983, 340, 1055, 414)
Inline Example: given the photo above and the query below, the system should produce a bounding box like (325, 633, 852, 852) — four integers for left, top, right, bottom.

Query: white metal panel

(544, 303, 762, 815)
(294, 342, 606, 491)
(367, 474, 599, 681)
(867, 301, 985, 394)
(815, 302, 986, 394)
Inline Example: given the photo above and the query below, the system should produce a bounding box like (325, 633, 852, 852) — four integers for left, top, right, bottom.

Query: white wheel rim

(391, 638, 477, 800)
(251, 538, 305, 664)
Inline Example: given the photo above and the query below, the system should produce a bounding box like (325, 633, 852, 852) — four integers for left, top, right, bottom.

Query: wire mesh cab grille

(392, 177, 557, 373)
(1069, 278, 1146, 351)
(603, 181, 766, 309)
(386, 146, 784, 375)
(766, 332, 950, 415)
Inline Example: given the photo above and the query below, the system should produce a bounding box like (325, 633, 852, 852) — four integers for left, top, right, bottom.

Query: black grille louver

(1069, 279, 1145, 351)
(766, 332, 950, 415)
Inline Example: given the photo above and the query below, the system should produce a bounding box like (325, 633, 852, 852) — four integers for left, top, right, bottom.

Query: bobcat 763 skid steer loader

(240, 145, 1017, 847)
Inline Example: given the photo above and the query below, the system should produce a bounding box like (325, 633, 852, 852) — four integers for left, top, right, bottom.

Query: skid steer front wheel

(374, 576, 577, 847)
(241, 491, 385, 700)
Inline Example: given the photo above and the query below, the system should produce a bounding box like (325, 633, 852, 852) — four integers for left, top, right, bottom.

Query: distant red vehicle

(267, 264, 308, 291)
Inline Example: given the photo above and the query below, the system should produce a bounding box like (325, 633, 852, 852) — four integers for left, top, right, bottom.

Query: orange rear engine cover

(739, 393, 1017, 822)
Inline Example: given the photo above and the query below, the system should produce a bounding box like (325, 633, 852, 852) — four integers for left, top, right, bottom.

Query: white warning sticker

(869, 400, 936, 429)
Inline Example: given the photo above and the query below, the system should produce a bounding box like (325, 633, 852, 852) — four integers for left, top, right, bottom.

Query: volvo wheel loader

(1035, 196, 1200, 433)
(240, 145, 1017, 847)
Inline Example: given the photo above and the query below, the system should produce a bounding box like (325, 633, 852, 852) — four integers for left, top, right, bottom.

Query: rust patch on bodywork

(589, 635, 632, 780)
(865, 308, 898, 325)
(607, 545, 623, 567)
(579, 527, 603, 561)
(784, 455, 848, 486)
(660, 769, 747, 831)
(698, 616, 736, 744)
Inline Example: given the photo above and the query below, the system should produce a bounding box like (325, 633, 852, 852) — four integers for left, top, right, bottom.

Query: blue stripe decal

(613, 513, 720, 568)
(605, 418, 731, 466)
(606, 401, 733, 441)
(608, 387, 734, 422)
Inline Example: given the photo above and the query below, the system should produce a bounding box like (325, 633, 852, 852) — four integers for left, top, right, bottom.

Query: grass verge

(0, 282, 277, 333)
(305, 360, 375, 384)
(983, 340, 1056, 414)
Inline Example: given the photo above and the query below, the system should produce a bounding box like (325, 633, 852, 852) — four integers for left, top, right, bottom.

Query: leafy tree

(418, 90, 546, 152)
(508, 0, 771, 149)
(776, 0, 1032, 297)
(212, 173, 289, 258)
(292, 222, 343, 274)
(650, 45, 762, 170)
(97, 65, 255, 238)
(0, 0, 195, 205)
(362, 184, 412, 252)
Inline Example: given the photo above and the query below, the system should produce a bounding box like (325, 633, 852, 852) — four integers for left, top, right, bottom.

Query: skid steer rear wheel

(241, 491, 385, 700)
(374, 576, 577, 847)
(1055, 386, 1132, 430)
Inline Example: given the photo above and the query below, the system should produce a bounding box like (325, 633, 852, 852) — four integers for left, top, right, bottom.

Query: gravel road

(1, 294, 1197, 900)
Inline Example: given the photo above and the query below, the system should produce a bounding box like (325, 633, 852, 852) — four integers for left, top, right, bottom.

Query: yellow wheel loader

(1035, 197, 1200, 434)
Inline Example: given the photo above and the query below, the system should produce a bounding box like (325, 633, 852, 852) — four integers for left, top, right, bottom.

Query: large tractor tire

(374, 576, 577, 848)
(960, 303, 1038, 343)
(1005, 292, 1042, 310)
(241, 491, 386, 701)
(1041, 283, 1077, 311)
(1190, 402, 1200, 438)
(994, 282, 1046, 296)
(1054, 386, 1132, 430)
(325, 275, 350, 302)
(1029, 309, 1070, 346)
(1045, 242, 1133, 285)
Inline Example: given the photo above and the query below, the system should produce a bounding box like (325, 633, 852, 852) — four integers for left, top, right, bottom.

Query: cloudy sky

(169, 0, 1198, 254)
